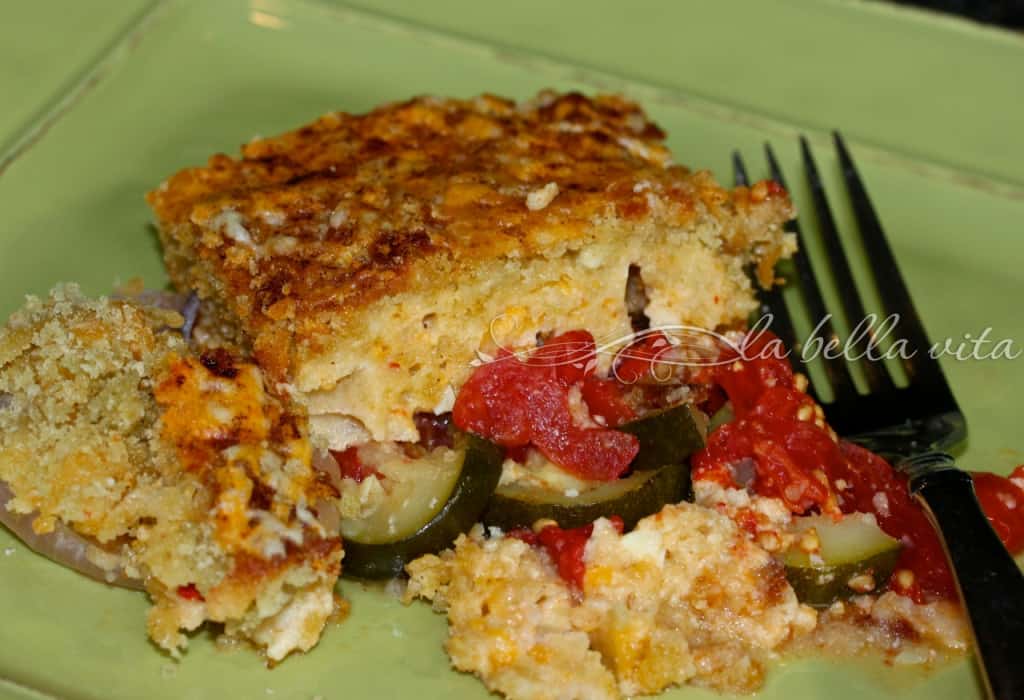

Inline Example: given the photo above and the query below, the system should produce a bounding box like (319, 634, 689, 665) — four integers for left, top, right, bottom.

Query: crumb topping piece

(0, 286, 343, 662)
(405, 503, 816, 698)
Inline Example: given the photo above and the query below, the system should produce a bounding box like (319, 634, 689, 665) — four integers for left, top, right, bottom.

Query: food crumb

(526, 182, 559, 211)
(3, 548, 15, 557)
(160, 664, 177, 680)
(384, 577, 406, 599)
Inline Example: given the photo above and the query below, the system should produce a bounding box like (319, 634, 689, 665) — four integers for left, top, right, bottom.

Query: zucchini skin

(783, 515, 902, 607)
(342, 435, 503, 579)
(482, 403, 703, 532)
(618, 403, 705, 472)
(785, 548, 901, 608)
(483, 462, 689, 532)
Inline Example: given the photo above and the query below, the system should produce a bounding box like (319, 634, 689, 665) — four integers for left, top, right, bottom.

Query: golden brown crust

(0, 287, 343, 661)
(149, 91, 793, 391)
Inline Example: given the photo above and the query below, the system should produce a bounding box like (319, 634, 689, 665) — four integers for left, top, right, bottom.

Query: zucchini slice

(341, 433, 503, 579)
(483, 462, 689, 532)
(481, 403, 703, 531)
(708, 401, 734, 432)
(618, 403, 706, 472)
(783, 513, 902, 607)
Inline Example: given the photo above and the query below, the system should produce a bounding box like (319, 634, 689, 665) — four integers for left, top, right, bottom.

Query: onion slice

(0, 481, 143, 590)
(312, 449, 344, 493)
(180, 292, 201, 342)
(311, 449, 343, 535)
(110, 288, 202, 342)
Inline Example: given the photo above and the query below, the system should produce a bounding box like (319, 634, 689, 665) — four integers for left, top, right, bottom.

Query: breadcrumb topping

(0, 286, 343, 662)
(405, 503, 816, 698)
(149, 91, 795, 445)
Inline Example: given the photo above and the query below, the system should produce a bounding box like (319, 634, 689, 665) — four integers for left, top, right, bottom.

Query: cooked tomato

(453, 332, 639, 480)
(693, 329, 957, 602)
(708, 329, 794, 418)
(176, 583, 204, 601)
(833, 442, 956, 603)
(613, 331, 674, 384)
(973, 466, 1024, 555)
(331, 446, 381, 483)
(692, 330, 838, 514)
(533, 331, 635, 426)
(511, 516, 625, 590)
(580, 376, 635, 427)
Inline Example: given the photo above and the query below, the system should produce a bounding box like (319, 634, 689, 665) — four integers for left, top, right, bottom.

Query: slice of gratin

(0, 286, 343, 662)
(405, 504, 817, 699)
(148, 91, 795, 449)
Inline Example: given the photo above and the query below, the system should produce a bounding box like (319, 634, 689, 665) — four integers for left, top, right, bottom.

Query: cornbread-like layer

(785, 591, 967, 667)
(405, 504, 816, 699)
(693, 484, 969, 667)
(149, 91, 794, 445)
(303, 220, 765, 446)
(0, 287, 342, 661)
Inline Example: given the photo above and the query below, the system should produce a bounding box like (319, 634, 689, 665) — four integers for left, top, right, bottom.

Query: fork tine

(833, 132, 944, 386)
(765, 143, 858, 402)
(800, 137, 895, 394)
(732, 151, 750, 187)
(733, 151, 804, 386)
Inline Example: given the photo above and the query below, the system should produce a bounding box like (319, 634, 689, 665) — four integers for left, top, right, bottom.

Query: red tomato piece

(613, 331, 674, 383)
(452, 352, 542, 447)
(711, 330, 795, 418)
(177, 583, 204, 601)
(453, 344, 638, 480)
(693, 329, 958, 603)
(692, 331, 837, 515)
(531, 330, 598, 386)
(833, 442, 956, 603)
(693, 414, 838, 515)
(973, 466, 1024, 555)
(331, 446, 381, 483)
(580, 376, 635, 427)
(532, 422, 639, 481)
(511, 517, 625, 591)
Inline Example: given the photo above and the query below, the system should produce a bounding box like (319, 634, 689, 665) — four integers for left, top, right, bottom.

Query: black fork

(734, 133, 1024, 700)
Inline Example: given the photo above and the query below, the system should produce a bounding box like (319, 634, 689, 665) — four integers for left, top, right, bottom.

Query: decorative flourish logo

(474, 316, 746, 383)
(472, 312, 1021, 373)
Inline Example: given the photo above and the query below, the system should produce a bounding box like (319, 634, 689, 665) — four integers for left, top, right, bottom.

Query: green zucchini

(708, 401, 734, 432)
(618, 403, 706, 472)
(341, 433, 503, 579)
(784, 513, 902, 607)
(481, 403, 703, 531)
(483, 462, 689, 532)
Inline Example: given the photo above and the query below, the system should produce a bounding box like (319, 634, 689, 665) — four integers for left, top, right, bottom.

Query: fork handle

(910, 463, 1024, 700)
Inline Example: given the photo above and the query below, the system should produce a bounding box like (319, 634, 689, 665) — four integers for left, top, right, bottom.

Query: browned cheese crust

(149, 91, 794, 445)
(0, 287, 343, 661)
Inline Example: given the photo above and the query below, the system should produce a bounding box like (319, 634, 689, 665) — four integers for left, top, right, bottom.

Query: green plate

(1, 1, 1022, 698)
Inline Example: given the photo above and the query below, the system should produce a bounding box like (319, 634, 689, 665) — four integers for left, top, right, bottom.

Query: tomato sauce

(973, 466, 1024, 555)
(331, 446, 381, 483)
(453, 331, 638, 480)
(177, 583, 204, 601)
(692, 330, 840, 515)
(832, 442, 957, 602)
(692, 330, 954, 601)
(455, 325, 1024, 603)
(511, 516, 625, 590)
(613, 331, 675, 383)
